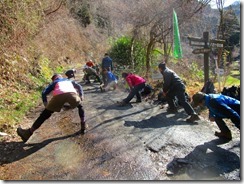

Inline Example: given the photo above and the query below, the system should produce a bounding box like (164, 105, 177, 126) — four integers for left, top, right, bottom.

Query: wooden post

(203, 32, 210, 84)
(188, 32, 225, 85)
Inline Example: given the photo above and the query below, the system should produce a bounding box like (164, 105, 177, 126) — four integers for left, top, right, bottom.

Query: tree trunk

(145, 40, 154, 79)
(130, 37, 135, 71)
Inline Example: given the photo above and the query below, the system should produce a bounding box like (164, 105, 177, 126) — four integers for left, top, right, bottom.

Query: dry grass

(0, 2, 110, 132)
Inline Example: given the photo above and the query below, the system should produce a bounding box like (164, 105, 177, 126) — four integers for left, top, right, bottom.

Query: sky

(209, 0, 241, 9)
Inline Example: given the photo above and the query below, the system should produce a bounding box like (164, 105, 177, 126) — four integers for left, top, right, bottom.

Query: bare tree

(126, 0, 211, 78)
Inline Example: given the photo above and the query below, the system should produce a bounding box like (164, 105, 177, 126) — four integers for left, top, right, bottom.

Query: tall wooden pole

(203, 32, 210, 83)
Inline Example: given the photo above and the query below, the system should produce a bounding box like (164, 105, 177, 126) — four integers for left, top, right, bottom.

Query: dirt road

(0, 70, 240, 180)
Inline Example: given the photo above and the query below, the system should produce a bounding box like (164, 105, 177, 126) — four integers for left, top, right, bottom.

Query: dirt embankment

(0, 70, 240, 180)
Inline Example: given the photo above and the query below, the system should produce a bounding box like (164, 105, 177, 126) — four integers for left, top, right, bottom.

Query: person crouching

(17, 74, 86, 142)
(117, 72, 146, 106)
(100, 68, 118, 92)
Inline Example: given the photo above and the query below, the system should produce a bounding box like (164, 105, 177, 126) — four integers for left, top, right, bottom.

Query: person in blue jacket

(101, 53, 113, 85)
(192, 91, 240, 140)
(100, 68, 117, 92)
(17, 74, 86, 142)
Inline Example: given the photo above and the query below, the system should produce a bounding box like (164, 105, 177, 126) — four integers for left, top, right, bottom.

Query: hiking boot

(136, 99, 142, 103)
(17, 127, 32, 142)
(186, 114, 200, 123)
(166, 107, 178, 113)
(214, 131, 232, 140)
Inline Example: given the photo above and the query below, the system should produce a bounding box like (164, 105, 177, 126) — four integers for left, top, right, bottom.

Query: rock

(0, 132, 8, 136)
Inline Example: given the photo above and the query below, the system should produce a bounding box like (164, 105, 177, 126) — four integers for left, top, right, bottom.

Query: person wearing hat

(192, 92, 240, 140)
(117, 72, 146, 106)
(158, 62, 200, 122)
(65, 69, 76, 79)
(83, 64, 102, 84)
(17, 74, 86, 142)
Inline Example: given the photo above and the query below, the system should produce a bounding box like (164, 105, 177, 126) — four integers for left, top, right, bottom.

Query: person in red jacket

(86, 60, 95, 68)
(118, 72, 146, 106)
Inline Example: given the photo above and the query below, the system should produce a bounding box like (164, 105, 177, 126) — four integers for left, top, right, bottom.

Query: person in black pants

(192, 92, 240, 140)
(117, 72, 146, 106)
(17, 74, 86, 142)
(158, 62, 200, 122)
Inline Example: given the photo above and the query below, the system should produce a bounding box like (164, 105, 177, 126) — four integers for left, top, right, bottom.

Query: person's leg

(66, 93, 86, 134)
(104, 82, 112, 91)
(31, 109, 54, 130)
(123, 83, 145, 103)
(214, 117, 232, 139)
(176, 90, 195, 115)
(85, 74, 91, 84)
(17, 109, 54, 142)
(135, 83, 145, 102)
(112, 81, 118, 90)
(123, 89, 137, 104)
(174, 90, 200, 122)
(102, 70, 107, 85)
(215, 117, 231, 133)
(165, 93, 177, 111)
(229, 104, 240, 130)
(94, 73, 102, 84)
(77, 104, 86, 134)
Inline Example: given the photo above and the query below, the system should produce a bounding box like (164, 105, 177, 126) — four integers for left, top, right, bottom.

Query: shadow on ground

(166, 138, 240, 180)
(0, 131, 81, 165)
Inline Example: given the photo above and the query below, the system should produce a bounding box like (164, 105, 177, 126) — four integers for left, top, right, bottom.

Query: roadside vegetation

(0, 0, 240, 137)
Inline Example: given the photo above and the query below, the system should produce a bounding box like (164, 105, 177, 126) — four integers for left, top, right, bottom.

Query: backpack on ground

(141, 84, 153, 97)
(221, 85, 240, 100)
(201, 80, 216, 94)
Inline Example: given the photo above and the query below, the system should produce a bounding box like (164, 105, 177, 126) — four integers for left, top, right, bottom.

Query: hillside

(0, 1, 111, 133)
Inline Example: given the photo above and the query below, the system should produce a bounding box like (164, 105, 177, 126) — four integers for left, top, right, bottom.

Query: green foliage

(110, 36, 131, 65)
(133, 42, 146, 72)
(55, 66, 64, 74)
(38, 56, 53, 82)
(224, 75, 240, 86)
(0, 90, 41, 133)
(109, 36, 146, 71)
(188, 62, 204, 81)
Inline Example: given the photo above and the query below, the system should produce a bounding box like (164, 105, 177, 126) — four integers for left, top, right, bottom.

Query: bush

(109, 36, 146, 71)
